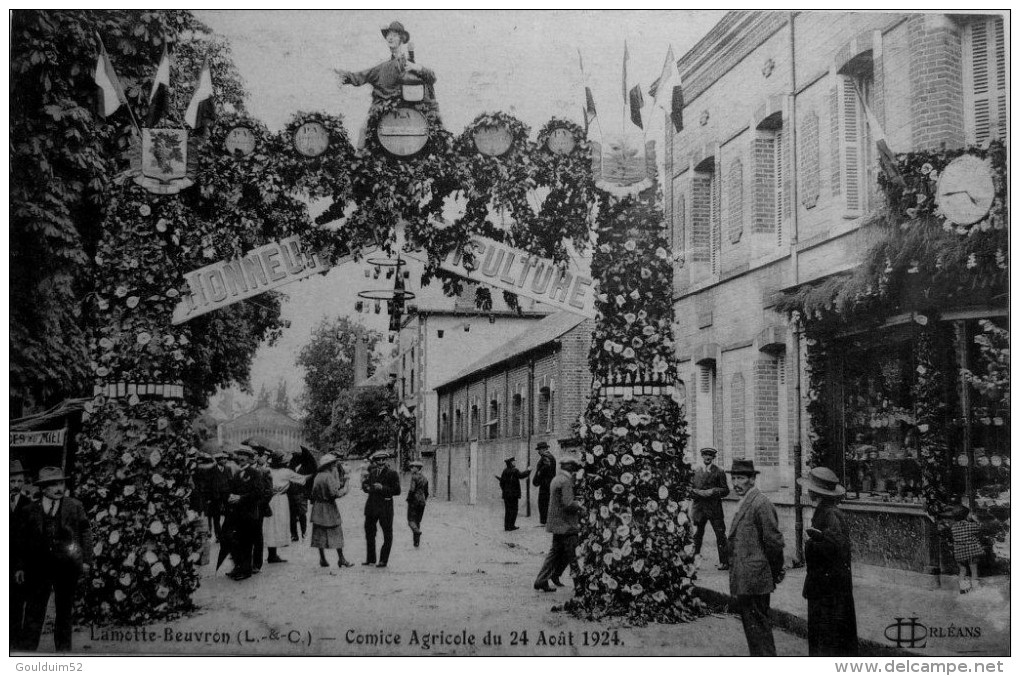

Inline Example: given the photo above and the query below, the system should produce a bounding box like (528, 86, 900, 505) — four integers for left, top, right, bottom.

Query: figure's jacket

(14, 496, 94, 574)
(727, 487, 785, 596)
(802, 503, 854, 599)
(546, 470, 581, 535)
(690, 464, 729, 520)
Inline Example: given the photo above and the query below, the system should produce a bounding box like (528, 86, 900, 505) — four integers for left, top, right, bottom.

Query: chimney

(354, 335, 369, 386)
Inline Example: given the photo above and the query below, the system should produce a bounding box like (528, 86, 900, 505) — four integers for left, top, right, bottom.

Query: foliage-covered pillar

(566, 195, 701, 622)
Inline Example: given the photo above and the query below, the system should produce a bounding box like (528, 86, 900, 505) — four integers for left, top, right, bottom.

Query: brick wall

(754, 357, 780, 466)
(730, 372, 746, 459)
(752, 137, 776, 233)
(690, 174, 712, 262)
(908, 14, 965, 150)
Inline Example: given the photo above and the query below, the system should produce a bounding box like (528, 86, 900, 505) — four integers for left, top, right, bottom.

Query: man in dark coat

(13, 467, 93, 653)
(497, 456, 531, 531)
(726, 459, 785, 656)
(223, 448, 272, 581)
(799, 467, 859, 656)
(531, 442, 557, 526)
(533, 457, 582, 591)
(406, 460, 429, 548)
(288, 445, 317, 541)
(690, 447, 730, 570)
(362, 451, 401, 567)
(10, 460, 33, 650)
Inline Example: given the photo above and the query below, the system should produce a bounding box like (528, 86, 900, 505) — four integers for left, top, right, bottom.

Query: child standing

(948, 505, 984, 593)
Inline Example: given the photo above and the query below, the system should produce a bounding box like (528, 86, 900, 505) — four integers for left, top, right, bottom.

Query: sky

(195, 9, 725, 410)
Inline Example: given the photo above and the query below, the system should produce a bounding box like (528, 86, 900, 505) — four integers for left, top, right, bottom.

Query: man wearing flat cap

(496, 456, 531, 531)
(726, 459, 785, 656)
(531, 442, 557, 526)
(13, 467, 93, 652)
(533, 456, 582, 592)
(362, 451, 401, 567)
(335, 21, 437, 106)
(690, 447, 730, 570)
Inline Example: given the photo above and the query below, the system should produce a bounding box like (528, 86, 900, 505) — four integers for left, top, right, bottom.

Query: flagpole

(97, 34, 142, 135)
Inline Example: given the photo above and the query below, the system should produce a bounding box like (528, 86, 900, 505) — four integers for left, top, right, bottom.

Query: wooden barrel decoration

(473, 124, 513, 157)
(225, 126, 256, 157)
(293, 121, 330, 158)
(546, 127, 576, 155)
(377, 108, 430, 156)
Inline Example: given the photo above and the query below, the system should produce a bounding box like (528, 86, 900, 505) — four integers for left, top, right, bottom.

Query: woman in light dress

(310, 453, 355, 568)
(263, 451, 310, 564)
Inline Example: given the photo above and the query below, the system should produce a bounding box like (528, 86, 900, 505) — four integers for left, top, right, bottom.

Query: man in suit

(531, 442, 557, 526)
(362, 451, 401, 567)
(726, 459, 785, 656)
(691, 447, 731, 570)
(223, 448, 272, 581)
(497, 457, 532, 531)
(13, 466, 93, 653)
(406, 460, 429, 548)
(533, 456, 583, 592)
(10, 460, 33, 650)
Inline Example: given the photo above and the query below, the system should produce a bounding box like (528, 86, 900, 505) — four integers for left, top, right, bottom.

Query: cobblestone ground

(69, 482, 806, 656)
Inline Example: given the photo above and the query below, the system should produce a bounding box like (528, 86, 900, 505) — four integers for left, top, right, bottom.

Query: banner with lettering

(172, 236, 329, 324)
(405, 235, 596, 319)
(10, 428, 67, 447)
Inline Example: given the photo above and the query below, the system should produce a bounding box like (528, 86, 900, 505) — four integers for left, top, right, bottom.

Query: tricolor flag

(577, 48, 600, 142)
(146, 49, 171, 126)
(648, 45, 684, 132)
(628, 85, 644, 129)
(621, 41, 630, 104)
(852, 80, 905, 187)
(185, 59, 215, 131)
(647, 45, 676, 102)
(93, 39, 127, 119)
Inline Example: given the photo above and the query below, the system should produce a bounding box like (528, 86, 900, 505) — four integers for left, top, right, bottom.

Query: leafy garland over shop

(776, 140, 1008, 519)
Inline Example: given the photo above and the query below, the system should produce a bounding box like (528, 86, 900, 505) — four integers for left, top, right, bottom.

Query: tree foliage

(296, 316, 381, 448)
(325, 386, 398, 457)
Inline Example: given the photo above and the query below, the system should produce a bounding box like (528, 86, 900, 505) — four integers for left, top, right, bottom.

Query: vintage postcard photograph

(7, 8, 1011, 665)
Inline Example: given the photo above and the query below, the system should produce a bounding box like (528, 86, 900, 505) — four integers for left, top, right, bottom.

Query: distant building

(392, 284, 552, 466)
(218, 405, 305, 453)
(433, 311, 594, 510)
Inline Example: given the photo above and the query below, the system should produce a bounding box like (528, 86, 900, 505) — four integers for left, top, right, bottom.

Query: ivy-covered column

(566, 195, 701, 623)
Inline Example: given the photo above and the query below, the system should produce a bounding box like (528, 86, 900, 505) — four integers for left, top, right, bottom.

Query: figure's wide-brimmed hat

(35, 466, 67, 485)
(559, 456, 582, 469)
(317, 453, 339, 471)
(535, 441, 550, 451)
(370, 451, 391, 461)
(700, 447, 718, 457)
(505, 456, 517, 465)
(232, 446, 256, 460)
(10, 460, 26, 476)
(726, 459, 760, 476)
(797, 466, 846, 497)
(409, 460, 424, 468)
(381, 21, 410, 43)
(242, 435, 278, 454)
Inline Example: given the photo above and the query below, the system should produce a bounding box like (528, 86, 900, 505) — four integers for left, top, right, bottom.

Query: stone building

(665, 11, 1007, 581)
(432, 312, 594, 510)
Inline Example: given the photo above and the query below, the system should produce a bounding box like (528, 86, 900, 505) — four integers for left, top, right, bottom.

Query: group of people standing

(193, 444, 430, 577)
(690, 447, 859, 657)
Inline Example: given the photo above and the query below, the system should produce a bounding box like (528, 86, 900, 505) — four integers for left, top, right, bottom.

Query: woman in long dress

(799, 466, 859, 656)
(263, 452, 310, 564)
(310, 453, 354, 568)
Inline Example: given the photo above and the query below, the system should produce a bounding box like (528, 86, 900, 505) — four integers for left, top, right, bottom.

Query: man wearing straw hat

(726, 459, 785, 656)
(13, 466, 93, 652)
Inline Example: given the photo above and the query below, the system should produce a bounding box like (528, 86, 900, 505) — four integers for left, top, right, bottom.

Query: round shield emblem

(547, 127, 576, 155)
(377, 108, 429, 157)
(225, 126, 256, 157)
(473, 124, 513, 157)
(293, 121, 330, 158)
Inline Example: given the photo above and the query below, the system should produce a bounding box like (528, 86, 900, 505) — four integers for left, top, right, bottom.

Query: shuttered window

(711, 163, 722, 274)
(964, 16, 1007, 145)
(830, 67, 874, 219)
(775, 129, 785, 245)
(672, 174, 686, 263)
